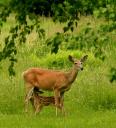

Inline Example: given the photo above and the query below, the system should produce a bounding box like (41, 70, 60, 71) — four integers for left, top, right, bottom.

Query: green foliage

(0, 1, 116, 126)
(0, 44, 115, 114)
(94, 4, 116, 21)
(0, 18, 116, 125)
(77, 84, 116, 110)
(0, 0, 115, 79)
(109, 68, 116, 83)
(46, 33, 64, 54)
(54, 23, 114, 61)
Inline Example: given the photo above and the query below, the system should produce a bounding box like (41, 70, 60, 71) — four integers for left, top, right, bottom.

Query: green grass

(0, 110, 116, 128)
(0, 14, 116, 127)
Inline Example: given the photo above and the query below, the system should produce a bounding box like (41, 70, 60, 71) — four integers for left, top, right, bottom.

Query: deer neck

(67, 65, 79, 84)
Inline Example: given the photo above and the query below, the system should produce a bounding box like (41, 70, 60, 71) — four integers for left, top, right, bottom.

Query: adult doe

(23, 54, 88, 113)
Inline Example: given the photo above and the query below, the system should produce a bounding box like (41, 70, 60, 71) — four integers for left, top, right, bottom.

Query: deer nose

(81, 67, 83, 70)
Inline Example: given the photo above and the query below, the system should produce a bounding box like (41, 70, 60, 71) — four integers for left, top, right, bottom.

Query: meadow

(0, 13, 116, 128)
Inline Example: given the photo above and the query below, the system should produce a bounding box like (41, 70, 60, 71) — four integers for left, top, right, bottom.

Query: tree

(0, 0, 115, 77)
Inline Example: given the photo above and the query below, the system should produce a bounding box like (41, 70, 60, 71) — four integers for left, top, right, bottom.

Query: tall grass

(0, 15, 116, 127)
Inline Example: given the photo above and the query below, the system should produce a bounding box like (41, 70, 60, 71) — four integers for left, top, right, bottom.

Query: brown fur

(30, 89, 63, 115)
(23, 55, 88, 114)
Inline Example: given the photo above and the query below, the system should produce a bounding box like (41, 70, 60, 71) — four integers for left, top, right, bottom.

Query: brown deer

(30, 87, 64, 115)
(23, 54, 88, 114)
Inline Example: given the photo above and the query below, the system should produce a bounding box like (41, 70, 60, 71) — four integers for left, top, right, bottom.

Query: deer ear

(81, 55, 88, 62)
(68, 55, 74, 62)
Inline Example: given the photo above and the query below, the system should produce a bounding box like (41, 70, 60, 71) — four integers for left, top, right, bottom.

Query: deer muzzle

(81, 67, 83, 70)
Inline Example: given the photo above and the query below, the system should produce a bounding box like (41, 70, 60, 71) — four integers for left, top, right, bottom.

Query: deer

(30, 87, 64, 115)
(22, 54, 88, 115)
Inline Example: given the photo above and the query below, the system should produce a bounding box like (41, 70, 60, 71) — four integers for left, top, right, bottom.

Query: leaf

(101, 8, 107, 14)
(110, 68, 116, 83)
(8, 62, 16, 76)
(70, 27, 74, 32)
(75, 21, 78, 27)
(63, 27, 69, 33)
(109, 13, 115, 19)
(68, 21, 73, 27)
(93, 10, 100, 18)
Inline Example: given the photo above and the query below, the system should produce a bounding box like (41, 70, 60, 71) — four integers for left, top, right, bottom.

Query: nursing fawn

(30, 88, 64, 115)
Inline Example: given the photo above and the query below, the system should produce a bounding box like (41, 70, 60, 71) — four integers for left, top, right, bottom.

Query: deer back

(23, 68, 69, 90)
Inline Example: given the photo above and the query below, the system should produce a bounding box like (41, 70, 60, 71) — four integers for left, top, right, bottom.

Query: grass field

(0, 13, 116, 128)
(0, 110, 116, 128)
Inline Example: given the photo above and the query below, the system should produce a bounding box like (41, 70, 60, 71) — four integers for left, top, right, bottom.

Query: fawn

(30, 87, 64, 115)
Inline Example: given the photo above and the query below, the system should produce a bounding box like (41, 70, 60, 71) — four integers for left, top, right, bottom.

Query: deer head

(68, 55, 88, 70)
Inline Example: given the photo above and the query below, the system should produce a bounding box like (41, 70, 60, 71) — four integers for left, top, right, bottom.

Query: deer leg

(25, 86, 34, 113)
(54, 89, 61, 116)
(60, 92, 65, 115)
(35, 105, 43, 115)
(30, 98, 36, 111)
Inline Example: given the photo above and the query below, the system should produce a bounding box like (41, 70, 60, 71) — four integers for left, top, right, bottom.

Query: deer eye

(74, 62, 78, 64)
